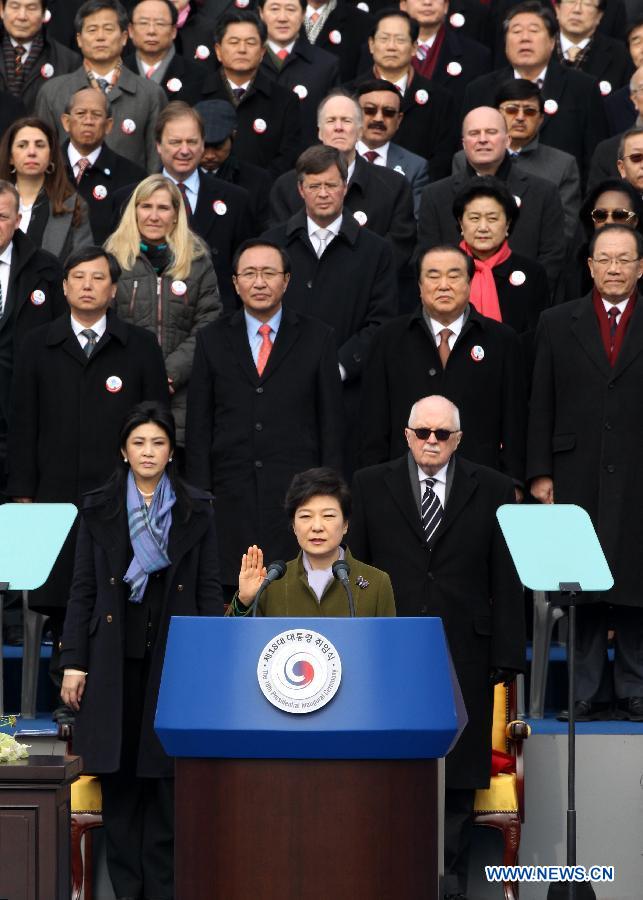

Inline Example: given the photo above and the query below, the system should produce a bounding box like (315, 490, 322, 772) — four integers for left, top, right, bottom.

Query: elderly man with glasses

(528, 223, 643, 724)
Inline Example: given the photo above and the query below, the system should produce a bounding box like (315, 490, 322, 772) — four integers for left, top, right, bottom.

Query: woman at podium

(228, 467, 395, 617)
(59, 402, 223, 900)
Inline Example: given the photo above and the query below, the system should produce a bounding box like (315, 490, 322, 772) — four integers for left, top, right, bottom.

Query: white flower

(0, 733, 29, 762)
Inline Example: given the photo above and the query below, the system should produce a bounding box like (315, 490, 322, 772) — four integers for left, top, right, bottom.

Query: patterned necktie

(421, 478, 443, 545)
(315, 228, 330, 258)
(146, 64, 157, 79)
(363, 150, 379, 163)
(96, 77, 110, 93)
(437, 327, 453, 368)
(76, 157, 91, 184)
(566, 45, 581, 62)
(416, 42, 429, 61)
(276, 48, 289, 60)
(256, 323, 273, 376)
(177, 181, 191, 219)
(607, 306, 620, 350)
(232, 86, 245, 102)
(80, 328, 98, 357)
(14, 43, 25, 78)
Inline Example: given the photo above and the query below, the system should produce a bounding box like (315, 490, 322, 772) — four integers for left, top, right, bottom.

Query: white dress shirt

(602, 297, 629, 324)
(306, 213, 342, 255)
(417, 462, 448, 508)
(163, 167, 200, 214)
(356, 139, 389, 166)
(71, 313, 107, 350)
(429, 311, 465, 351)
(560, 33, 590, 59)
(0, 242, 13, 316)
(67, 143, 102, 181)
(9, 38, 32, 64)
(513, 65, 547, 87)
(267, 39, 295, 55)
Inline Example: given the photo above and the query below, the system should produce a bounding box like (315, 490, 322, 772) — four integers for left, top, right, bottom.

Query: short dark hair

(494, 78, 544, 113)
(130, 0, 178, 25)
(503, 1, 558, 38)
(355, 78, 401, 103)
(626, 15, 643, 42)
(370, 8, 419, 42)
(452, 176, 520, 234)
(75, 0, 129, 33)
(215, 9, 266, 44)
(64, 87, 112, 118)
(257, 0, 305, 9)
(232, 238, 291, 275)
(588, 223, 643, 258)
(295, 145, 348, 183)
(155, 101, 204, 143)
(618, 126, 643, 160)
(579, 177, 643, 238)
(417, 244, 475, 281)
(285, 468, 351, 521)
(63, 246, 122, 282)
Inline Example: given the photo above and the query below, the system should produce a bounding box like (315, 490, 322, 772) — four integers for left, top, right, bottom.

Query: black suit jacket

(557, 31, 633, 92)
(260, 37, 340, 146)
(359, 304, 526, 481)
(0, 26, 80, 112)
(420, 26, 491, 113)
(123, 51, 215, 106)
(203, 69, 302, 179)
(173, 9, 218, 65)
(262, 209, 397, 382)
(210, 154, 271, 233)
(463, 59, 608, 183)
(348, 68, 457, 182)
(349, 453, 525, 787)
(308, 0, 372, 81)
(0, 87, 25, 141)
(587, 133, 620, 191)
(269, 155, 416, 270)
(64, 140, 147, 245)
(417, 157, 566, 293)
(605, 85, 636, 137)
(185, 308, 343, 582)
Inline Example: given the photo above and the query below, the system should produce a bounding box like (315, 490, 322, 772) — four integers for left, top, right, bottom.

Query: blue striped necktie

(421, 478, 443, 545)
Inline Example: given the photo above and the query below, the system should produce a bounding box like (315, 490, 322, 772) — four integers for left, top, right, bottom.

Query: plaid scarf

(2, 31, 44, 95)
(304, 0, 337, 44)
(123, 470, 176, 604)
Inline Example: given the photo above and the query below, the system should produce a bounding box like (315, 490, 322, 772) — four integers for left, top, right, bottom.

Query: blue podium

(156, 616, 466, 900)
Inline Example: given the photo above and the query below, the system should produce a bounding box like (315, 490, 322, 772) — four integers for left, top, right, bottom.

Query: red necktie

(256, 324, 273, 376)
(363, 150, 379, 163)
(76, 157, 91, 184)
(277, 49, 289, 60)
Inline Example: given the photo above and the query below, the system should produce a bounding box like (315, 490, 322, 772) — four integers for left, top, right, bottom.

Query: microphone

(332, 560, 355, 617)
(251, 559, 287, 617)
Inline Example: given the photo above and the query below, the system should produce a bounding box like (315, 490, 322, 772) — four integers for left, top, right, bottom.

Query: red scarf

(412, 24, 446, 81)
(459, 239, 512, 322)
(591, 287, 637, 367)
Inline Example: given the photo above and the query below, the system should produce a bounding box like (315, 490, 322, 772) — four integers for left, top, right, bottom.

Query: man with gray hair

(270, 89, 416, 273)
(350, 393, 526, 900)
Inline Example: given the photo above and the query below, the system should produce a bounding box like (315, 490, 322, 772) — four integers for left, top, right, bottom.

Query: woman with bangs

(106, 174, 221, 450)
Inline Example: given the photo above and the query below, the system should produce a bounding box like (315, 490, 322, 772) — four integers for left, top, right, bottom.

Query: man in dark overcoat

(185, 237, 343, 596)
(7, 246, 169, 702)
(527, 224, 643, 721)
(359, 244, 526, 485)
(349, 394, 525, 900)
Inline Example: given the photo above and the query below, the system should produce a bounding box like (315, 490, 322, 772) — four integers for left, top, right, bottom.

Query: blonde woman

(106, 175, 221, 446)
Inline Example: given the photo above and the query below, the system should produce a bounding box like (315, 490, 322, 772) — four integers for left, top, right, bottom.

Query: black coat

(446, 0, 492, 46)
(587, 133, 620, 191)
(209, 154, 271, 233)
(605, 85, 635, 137)
(43, 0, 84, 49)
(490, 251, 551, 373)
(260, 37, 339, 146)
(262, 209, 397, 382)
(185, 308, 344, 583)
(463, 60, 608, 184)
(269, 155, 417, 271)
(527, 294, 643, 609)
(173, 9, 218, 65)
(347, 68, 457, 182)
(349, 453, 526, 788)
(557, 31, 633, 92)
(0, 87, 25, 140)
(63, 140, 147, 245)
(123, 51, 214, 106)
(416, 26, 491, 114)
(0, 231, 66, 469)
(7, 310, 170, 610)
(417, 158, 566, 294)
(203, 69, 302, 179)
(359, 305, 526, 482)
(59, 481, 223, 776)
(0, 26, 80, 111)
(307, 0, 372, 81)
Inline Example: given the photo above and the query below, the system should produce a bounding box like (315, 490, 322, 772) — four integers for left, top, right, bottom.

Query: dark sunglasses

(591, 207, 637, 224)
(360, 104, 399, 119)
(498, 104, 541, 117)
(408, 427, 458, 441)
(623, 152, 643, 164)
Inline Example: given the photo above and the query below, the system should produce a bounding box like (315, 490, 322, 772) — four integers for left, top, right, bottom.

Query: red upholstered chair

(473, 680, 531, 900)
(59, 722, 103, 900)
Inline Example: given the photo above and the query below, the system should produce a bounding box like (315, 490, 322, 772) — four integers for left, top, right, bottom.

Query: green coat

(228, 548, 396, 617)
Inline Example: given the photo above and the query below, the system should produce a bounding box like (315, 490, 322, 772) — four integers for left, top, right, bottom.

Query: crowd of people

(1, 0, 642, 897)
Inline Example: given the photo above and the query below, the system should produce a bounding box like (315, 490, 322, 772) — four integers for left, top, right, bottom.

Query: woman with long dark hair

(60, 401, 222, 900)
(0, 116, 92, 257)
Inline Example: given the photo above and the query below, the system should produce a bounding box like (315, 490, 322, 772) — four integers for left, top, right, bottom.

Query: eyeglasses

(235, 268, 285, 281)
(360, 104, 400, 119)
(498, 103, 541, 117)
(591, 207, 637, 224)
(590, 256, 640, 267)
(408, 427, 459, 441)
(301, 181, 344, 193)
(622, 152, 643, 164)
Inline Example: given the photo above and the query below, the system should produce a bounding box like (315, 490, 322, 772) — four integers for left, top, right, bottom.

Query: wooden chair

(59, 722, 103, 900)
(473, 680, 530, 900)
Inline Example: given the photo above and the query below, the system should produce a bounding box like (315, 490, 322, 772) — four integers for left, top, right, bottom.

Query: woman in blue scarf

(60, 401, 222, 900)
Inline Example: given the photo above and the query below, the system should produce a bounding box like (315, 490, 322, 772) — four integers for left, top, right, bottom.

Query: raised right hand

(238, 545, 268, 607)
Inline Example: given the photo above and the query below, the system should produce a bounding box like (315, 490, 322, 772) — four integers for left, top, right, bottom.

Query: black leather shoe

(556, 700, 604, 721)
(626, 697, 643, 721)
